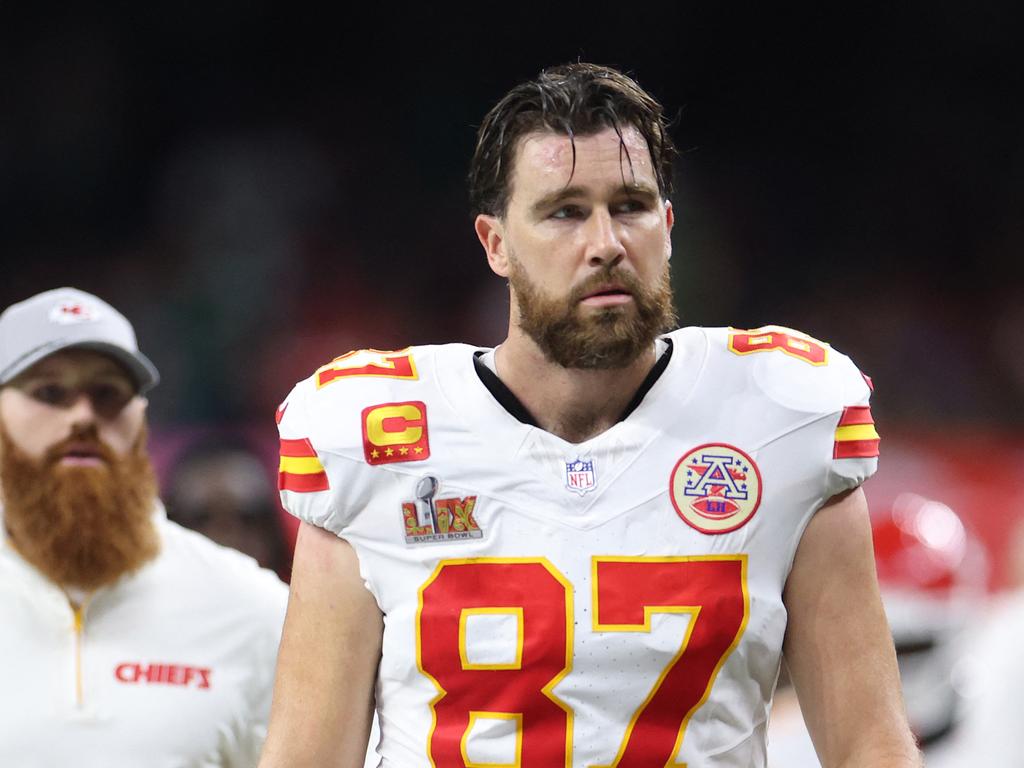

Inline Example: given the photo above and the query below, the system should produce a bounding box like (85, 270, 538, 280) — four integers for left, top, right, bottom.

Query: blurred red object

(867, 430, 1024, 592)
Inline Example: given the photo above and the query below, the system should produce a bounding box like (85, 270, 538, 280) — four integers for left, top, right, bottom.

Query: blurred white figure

(364, 714, 380, 768)
(767, 493, 988, 767)
(944, 515, 1024, 767)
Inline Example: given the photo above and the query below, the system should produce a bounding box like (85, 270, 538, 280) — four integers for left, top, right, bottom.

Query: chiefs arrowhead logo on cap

(362, 401, 430, 465)
(49, 301, 100, 325)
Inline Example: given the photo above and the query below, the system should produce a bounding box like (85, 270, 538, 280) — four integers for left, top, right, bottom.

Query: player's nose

(65, 392, 98, 426)
(584, 208, 626, 268)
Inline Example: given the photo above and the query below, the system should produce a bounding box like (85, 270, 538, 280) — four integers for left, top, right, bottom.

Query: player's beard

(0, 422, 160, 592)
(508, 254, 677, 369)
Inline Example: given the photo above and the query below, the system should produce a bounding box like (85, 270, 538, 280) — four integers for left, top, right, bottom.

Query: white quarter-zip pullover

(0, 506, 288, 768)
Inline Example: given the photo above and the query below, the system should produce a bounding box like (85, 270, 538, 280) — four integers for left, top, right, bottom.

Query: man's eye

(31, 383, 70, 406)
(89, 384, 133, 413)
(551, 205, 583, 220)
(615, 198, 647, 214)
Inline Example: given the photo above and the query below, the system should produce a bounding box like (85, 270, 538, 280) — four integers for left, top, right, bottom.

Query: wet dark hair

(468, 62, 676, 218)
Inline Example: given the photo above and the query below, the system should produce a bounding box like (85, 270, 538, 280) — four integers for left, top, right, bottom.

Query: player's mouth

(55, 442, 107, 467)
(579, 284, 634, 307)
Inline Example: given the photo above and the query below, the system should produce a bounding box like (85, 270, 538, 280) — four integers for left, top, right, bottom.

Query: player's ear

(475, 214, 509, 278)
(664, 200, 674, 262)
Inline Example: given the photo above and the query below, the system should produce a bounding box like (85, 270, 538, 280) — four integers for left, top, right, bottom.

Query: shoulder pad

(275, 343, 473, 534)
(280, 345, 439, 459)
(705, 325, 871, 416)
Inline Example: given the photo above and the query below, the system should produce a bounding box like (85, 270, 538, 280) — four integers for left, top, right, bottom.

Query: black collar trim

(472, 353, 540, 426)
(471, 338, 674, 428)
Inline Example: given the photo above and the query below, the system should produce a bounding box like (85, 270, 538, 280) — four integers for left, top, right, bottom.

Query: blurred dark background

(4, 12, 1020, 754)
(3, 4, 1020, 428)
(2, 5, 1022, 578)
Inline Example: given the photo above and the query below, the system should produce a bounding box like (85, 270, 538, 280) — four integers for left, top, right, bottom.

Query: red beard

(0, 422, 160, 591)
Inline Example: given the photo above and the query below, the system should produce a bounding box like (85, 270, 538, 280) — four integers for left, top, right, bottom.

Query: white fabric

(941, 592, 1024, 767)
(475, 347, 498, 373)
(0, 507, 288, 768)
(279, 326, 877, 767)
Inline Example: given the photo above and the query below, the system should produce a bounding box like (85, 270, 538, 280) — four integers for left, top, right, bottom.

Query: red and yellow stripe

(279, 438, 329, 492)
(833, 406, 880, 459)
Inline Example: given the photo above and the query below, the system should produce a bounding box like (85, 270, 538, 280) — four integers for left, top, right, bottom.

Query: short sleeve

(275, 358, 431, 537)
(276, 379, 338, 531)
(825, 360, 879, 498)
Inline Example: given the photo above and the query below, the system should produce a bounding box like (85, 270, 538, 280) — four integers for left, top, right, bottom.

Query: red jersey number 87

(417, 556, 749, 767)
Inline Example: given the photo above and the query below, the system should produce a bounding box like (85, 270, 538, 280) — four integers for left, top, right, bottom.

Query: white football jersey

(277, 326, 878, 768)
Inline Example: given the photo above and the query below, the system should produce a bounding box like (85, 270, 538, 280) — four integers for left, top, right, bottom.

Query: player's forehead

(16, 348, 131, 383)
(509, 125, 658, 204)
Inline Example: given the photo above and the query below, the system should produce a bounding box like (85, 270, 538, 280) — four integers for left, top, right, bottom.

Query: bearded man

(0, 287, 287, 767)
(260, 64, 920, 768)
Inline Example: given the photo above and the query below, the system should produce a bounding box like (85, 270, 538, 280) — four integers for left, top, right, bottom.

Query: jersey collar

(471, 338, 675, 428)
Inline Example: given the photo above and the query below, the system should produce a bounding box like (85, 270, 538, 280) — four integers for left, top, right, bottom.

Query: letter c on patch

(365, 403, 424, 446)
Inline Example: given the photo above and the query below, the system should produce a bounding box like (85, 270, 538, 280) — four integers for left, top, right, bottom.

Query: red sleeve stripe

(278, 437, 329, 492)
(279, 471, 330, 493)
(833, 438, 881, 459)
(837, 406, 874, 426)
(280, 437, 318, 458)
(833, 406, 880, 459)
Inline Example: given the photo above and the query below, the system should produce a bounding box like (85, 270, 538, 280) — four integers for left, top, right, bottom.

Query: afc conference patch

(669, 443, 762, 534)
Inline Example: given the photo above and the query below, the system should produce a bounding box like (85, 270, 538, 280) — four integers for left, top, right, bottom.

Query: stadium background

(1, 6, 1021, 584)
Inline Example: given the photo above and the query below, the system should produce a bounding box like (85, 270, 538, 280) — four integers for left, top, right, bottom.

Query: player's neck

(493, 331, 657, 444)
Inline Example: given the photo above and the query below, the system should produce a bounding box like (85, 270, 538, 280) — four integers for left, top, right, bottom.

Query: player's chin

(575, 300, 636, 319)
(587, 307, 640, 330)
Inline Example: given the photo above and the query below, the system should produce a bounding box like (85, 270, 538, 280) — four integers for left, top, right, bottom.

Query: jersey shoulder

(275, 342, 475, 534)
(277, 343, 471, 457)
(675, 325, 879, 495)
(682, 324, 873, 417)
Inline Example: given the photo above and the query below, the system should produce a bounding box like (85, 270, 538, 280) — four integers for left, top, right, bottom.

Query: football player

(259, 63, 920, 767)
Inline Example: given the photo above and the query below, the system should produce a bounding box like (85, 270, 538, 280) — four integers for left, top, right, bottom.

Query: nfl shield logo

(565, 458, 597, 495)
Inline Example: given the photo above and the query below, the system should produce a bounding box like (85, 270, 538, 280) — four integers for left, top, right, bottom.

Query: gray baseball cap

(0, 287, 159, 392)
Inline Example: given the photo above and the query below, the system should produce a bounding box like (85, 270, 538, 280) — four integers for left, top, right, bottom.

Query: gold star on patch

(399, 446, 409, 455)
(414, 446, 423, 454)
(385, 447, 394, 456)
(370, 449, 380, 459)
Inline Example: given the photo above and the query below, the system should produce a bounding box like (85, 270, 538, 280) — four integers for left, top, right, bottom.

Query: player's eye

(29, 383, 73, 407)
(551, 205, 584, 220)
(614, 198, 647, 214)
(87, 382, 135, 418)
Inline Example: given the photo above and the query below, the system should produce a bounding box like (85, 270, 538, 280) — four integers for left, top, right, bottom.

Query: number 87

(416, 556, 749, 767)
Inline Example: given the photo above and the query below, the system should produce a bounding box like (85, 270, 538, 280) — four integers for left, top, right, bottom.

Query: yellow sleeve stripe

(278, 455, 326, 475)
(834, 424, 880, 442)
